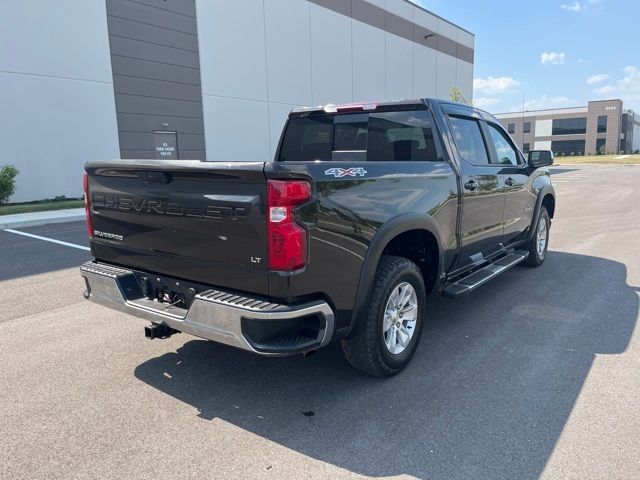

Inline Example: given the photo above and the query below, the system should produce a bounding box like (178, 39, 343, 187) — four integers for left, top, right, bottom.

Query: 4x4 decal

(324, 167, 368, 178)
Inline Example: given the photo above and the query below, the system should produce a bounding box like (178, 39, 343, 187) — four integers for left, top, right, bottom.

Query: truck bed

(85, 160, 269, 295)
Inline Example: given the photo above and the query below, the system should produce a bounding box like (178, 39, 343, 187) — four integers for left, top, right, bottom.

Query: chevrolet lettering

(92, 195, 250, 220)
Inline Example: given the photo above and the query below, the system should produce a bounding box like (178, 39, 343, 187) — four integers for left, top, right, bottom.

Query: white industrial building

(1, 0, 474, 202)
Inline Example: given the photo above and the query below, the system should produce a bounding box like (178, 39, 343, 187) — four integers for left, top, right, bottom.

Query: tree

(0, 165, 19, 204)
(449, 85, 472, 106)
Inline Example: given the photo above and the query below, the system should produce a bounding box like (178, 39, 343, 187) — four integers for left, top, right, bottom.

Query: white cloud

(474, 97, 500, 109)
(541, 52, 566, 65)
(473, 76, 520, 95)
(587, 74, 610, 85)
(594, 85, 615, 95)
(561, 0, 602, 12)
(591, 66, 640, 107)
(520, 95, 573, 110)
(561, 1, 582, 11)
(619, 66, 640, 93)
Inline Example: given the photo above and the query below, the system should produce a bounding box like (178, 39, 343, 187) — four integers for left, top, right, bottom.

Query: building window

(552, 117, 587, 135)
(551, 140, 586, 156)
(507, 123, 515, 134)
(523, 143, 530, 154)
(596, 138, 606, 155)
(597, 115, 608, 133)
(523, 122, 531, 134)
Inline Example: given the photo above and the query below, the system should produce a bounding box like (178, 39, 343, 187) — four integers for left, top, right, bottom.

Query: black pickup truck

(81, 99, 555, 377)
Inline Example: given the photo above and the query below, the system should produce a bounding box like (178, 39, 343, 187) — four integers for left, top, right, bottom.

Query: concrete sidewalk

(0, 208, 85, 229)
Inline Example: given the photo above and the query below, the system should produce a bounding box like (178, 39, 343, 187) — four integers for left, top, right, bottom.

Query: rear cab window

(277, 109, 441, 162)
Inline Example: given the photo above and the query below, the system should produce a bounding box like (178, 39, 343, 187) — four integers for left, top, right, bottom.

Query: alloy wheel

(382, 282, 418, 355)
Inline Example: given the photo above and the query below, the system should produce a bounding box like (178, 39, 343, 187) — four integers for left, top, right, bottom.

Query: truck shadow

(134, 251, 638, 479)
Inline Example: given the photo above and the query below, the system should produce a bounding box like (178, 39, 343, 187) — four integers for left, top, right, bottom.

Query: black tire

(341, 255, 426, 377)
(523, 207, 550, 267)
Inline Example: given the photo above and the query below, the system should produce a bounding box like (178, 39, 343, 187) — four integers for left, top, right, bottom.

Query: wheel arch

(542, 192, 556, 218)
(528, 184, 556, 242)
(345, 214, 444, 337)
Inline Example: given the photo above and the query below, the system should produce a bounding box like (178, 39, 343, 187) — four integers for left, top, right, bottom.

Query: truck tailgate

(85, 160, 269, 295)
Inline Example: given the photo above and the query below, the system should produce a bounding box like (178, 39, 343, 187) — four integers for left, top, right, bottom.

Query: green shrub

(449, 85, 472, 106)
(0, 165, 19, 204)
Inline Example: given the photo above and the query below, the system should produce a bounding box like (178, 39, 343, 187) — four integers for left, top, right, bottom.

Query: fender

(527, 183, 556, 242)
(342, 213, 444, 337)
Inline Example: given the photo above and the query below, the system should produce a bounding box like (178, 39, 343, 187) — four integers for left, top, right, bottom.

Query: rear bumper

(80, 261, 335, 356)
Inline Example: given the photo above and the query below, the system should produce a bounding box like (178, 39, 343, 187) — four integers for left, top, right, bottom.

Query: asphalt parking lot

(1, 165, 639, 480)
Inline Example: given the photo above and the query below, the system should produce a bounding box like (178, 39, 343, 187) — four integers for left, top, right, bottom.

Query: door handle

(464, 180, 478, 191)
(137, 171, 172, 184)
(505, 177, 514, 187)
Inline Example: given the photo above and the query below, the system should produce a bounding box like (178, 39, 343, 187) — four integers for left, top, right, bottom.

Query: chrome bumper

(80, 262, 335, 355)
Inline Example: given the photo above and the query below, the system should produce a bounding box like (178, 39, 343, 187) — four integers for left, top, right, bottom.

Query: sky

(413, 0, 640, 114)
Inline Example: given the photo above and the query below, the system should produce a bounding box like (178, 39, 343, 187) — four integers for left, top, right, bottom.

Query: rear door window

(448, 116, 490, 166)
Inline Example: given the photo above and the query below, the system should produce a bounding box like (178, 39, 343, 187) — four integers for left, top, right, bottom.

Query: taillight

(267, 179, 312, 271)
(82, 172, 94, 238)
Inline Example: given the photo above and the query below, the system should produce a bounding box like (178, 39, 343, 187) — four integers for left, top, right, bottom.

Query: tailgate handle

(137, 171, 172, 184)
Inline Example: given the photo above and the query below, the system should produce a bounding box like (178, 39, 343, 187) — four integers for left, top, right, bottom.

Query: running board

(443, 252, 528, 298)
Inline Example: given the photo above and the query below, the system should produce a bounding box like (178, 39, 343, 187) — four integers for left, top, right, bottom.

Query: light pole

(522, 90, 525, 150)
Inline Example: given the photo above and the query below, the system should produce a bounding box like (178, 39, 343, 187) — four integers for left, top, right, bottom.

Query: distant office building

(495, 99, 640, 156)
(621, 109, 640, 154)
(1, 0, 474, 202)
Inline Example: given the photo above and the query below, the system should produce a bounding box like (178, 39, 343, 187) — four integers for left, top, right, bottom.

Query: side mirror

(528, 150, 554, 168)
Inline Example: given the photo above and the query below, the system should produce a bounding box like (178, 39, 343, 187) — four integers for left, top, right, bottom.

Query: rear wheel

(342, 256, 426, 377)
(523, 207, 550, 267)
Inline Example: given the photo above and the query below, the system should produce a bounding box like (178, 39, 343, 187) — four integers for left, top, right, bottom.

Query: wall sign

(153, 131, 178, 160)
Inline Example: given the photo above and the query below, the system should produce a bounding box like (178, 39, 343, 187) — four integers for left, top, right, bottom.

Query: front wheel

(341, 256, 426, 377)
(523, 207, 550, 267)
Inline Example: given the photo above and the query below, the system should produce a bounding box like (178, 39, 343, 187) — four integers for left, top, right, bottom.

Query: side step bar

(443, 251, 529, 298)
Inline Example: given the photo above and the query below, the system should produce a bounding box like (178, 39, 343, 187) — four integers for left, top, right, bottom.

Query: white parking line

(3, 228, 90, 251)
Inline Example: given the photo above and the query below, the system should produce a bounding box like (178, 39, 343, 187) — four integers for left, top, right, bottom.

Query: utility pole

(522, 89, 525, 150)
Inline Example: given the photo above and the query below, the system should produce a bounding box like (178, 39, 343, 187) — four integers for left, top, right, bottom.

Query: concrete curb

(0, 208, 85, 230)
